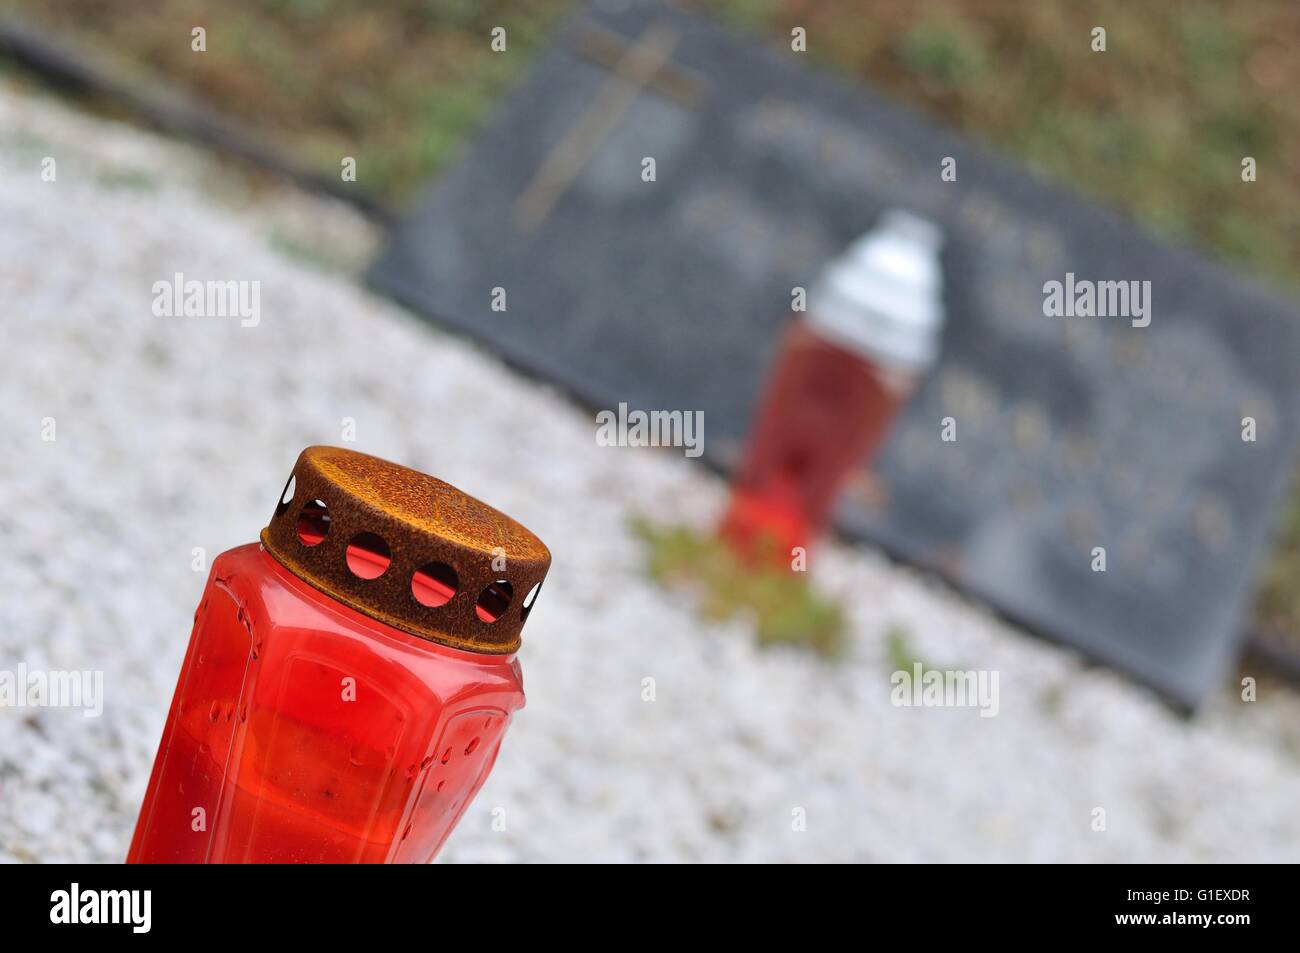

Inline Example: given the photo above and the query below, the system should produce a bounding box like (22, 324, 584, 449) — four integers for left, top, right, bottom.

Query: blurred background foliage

(3, 0, 1298, 636)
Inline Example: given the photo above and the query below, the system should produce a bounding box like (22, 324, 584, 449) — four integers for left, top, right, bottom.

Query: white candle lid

(805, 209, 946, 371)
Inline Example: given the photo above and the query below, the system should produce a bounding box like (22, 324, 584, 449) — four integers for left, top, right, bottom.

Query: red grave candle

(128, 446, 549, 864)
(721, 211, 946, 563)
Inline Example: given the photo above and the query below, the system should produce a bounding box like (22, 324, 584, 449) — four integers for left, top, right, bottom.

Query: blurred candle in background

(720, 210, 946, 564)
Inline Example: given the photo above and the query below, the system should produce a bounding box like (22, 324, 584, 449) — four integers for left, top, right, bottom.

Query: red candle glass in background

(128, 446, 549, 863)
(721, 210, 946, 563)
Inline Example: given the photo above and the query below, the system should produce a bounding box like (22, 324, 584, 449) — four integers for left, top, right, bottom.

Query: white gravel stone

(2, 82, 1299, 863)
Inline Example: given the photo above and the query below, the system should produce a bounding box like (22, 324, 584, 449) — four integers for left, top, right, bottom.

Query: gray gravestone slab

(368, 0, 1300, 707)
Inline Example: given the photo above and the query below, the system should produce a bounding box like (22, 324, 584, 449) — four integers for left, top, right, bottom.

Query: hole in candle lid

(520, 582, 542, 621)
(475, 580, 514, 624)
(296, 499, 330, 546)
(275, 474, 296, 517)
(411, 562, 458, 608)
(345, 532, 391, 580)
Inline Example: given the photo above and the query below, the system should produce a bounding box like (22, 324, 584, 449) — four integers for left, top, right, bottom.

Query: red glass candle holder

(720, 321, 917, 561)
(128, 446, 549, 864)
(721, 210, 945, 564)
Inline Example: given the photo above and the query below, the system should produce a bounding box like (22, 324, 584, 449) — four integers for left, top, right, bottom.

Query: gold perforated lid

(260, 446, 550, 654)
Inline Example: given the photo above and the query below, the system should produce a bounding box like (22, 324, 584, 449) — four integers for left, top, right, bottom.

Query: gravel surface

(2, 82, 1300, 863)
